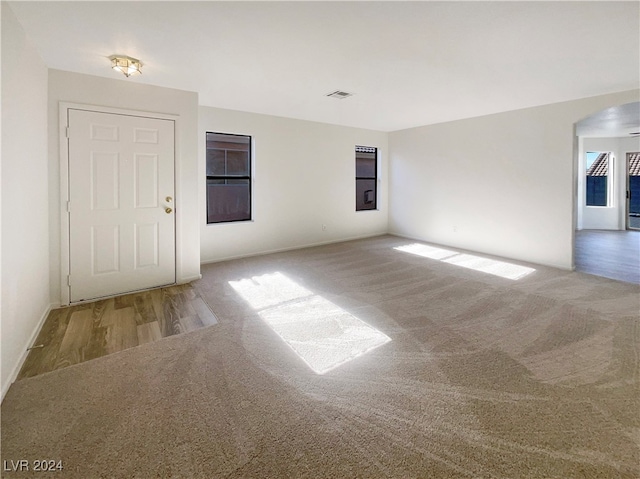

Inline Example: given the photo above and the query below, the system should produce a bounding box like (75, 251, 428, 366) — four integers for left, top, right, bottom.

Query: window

(356, 146, 377, 211)
(585, 151, 612, 207)
(206, 132, 251, 223)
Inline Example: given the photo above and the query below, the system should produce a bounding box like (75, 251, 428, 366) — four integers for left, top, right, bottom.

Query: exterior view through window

(585, 151, 611, 207)
(356, 146, 377, 211)
(206, 132, 251, 223)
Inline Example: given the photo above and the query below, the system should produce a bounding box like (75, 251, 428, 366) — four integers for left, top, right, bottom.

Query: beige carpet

(2, 235, 639, 478)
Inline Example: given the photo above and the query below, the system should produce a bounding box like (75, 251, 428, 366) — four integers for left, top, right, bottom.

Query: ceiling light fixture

(110, 55, 142, 77)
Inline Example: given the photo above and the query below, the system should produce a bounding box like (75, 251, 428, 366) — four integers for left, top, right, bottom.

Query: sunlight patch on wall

(394, 243, 535, 280)
(229, 272, 391, 374)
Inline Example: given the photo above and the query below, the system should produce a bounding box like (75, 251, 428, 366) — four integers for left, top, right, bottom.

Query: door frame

(59, 102, 180, 305)
(626, 152, 640, 231)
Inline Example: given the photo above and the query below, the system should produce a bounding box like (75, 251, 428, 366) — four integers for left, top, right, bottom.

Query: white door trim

(59, 102, 181, 305)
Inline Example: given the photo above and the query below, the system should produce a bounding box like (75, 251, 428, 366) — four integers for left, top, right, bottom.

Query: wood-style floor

(17, 284, 218, 380)
(575, 229, 640, 284)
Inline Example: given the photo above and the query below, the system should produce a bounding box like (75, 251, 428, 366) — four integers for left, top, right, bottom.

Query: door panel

(91, 225, 120, 274)
(68, 109, 175, 302)
(135, 222, 159, 268)
(91, 152, 120, 210)
(134, 154, 159, 208)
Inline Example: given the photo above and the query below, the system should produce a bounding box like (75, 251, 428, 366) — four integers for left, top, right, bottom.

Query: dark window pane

(226, 150, 249, 176)
(630, 175, 640, 215)
(206, 132, 252, 223)
(206, 133, 251, 223)
(206, 149, 226, 176)
(586, 176, 608, 206)
(356, 146, 377, 211)
(356, 179, 376, 211)
(356, 156, 376, 178)
(207, 132, 250, 150)
(585, 152, 609, 207)
(207, 179, 251, 223)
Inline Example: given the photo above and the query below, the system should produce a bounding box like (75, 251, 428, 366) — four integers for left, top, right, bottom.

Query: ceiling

(8, 1, 640, 132)
(576, 101, 640, 138)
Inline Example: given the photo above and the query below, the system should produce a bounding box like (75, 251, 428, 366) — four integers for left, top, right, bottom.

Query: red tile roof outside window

(587, 152, 640, 177)
(586, 153, 609, 177)
(628, 153, 640, 176)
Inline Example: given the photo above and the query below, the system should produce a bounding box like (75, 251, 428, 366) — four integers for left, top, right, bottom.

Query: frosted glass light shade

(110, 56, 142, 77)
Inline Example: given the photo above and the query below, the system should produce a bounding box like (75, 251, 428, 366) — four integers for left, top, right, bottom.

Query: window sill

(206, 219, 254, 226)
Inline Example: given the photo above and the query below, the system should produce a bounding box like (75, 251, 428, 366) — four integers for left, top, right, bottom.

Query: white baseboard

(200, 232, 387, 265)
(178, 274, 202, 284)
(1, 302, 54, 403)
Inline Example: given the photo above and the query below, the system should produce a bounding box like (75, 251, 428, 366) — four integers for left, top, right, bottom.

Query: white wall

(199, 107, 388, 262)
(578, 136, 640, 230)
(1, 3, 50, 399)
(389, 90, 640, 270)
(48, 70, 201, 304)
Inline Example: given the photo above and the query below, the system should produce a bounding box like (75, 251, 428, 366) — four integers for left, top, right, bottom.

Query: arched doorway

(574, 102, 640, 283)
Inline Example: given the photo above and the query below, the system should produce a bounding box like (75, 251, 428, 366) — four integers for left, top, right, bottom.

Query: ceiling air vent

(630, 132, 640, 136)
(326, 90, 354, 100)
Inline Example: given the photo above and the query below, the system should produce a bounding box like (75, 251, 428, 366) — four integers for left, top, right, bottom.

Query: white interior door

(68, 109, 175, 302)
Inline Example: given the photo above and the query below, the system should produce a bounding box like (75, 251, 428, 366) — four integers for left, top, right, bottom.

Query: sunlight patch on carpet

(395, 243, 535, 280)
(394, 243, 458, 260)
(442, 253, 535, 280)
(229, 272, 391, 374)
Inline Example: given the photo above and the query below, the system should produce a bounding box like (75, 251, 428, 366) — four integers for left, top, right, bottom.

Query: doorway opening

(573, 102, 640, 284)
(626, 152, 640, 230)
